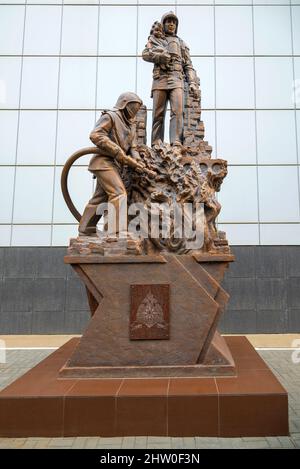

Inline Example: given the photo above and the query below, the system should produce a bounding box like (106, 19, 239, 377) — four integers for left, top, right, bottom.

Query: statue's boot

(78, 204, 100, 237)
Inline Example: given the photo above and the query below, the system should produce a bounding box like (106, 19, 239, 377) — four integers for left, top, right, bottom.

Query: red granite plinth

(0, 337, 288, 438)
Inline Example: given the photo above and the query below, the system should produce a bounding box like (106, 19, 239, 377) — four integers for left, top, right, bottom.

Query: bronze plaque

(130, 284, 170, 340)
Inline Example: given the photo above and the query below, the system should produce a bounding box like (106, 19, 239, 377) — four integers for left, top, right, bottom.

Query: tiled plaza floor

(0, 348, 299, 449)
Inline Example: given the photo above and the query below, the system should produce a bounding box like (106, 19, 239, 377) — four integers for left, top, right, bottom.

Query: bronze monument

(0, 11, 288, 439)
(60, 11, 235, 377)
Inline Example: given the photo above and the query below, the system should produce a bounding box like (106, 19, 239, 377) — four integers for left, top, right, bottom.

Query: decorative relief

(130, 284, 170, 340)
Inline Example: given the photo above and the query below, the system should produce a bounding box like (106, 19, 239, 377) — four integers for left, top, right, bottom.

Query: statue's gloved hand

(115, 149, 127, 165)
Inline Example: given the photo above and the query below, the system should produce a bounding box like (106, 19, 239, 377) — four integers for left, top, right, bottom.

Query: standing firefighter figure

(142, 11, 198, 147)
(79, 92, 145, 237)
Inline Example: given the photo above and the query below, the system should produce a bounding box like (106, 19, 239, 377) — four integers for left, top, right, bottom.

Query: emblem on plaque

(130, 285, 170, 340)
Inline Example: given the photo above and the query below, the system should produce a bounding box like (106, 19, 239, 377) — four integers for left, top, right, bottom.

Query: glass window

(0, 167, 14, 223)
(215, 6, 253, 55)
(11, 225, 51, 247)
(98, 57, 136, 109)
(99, 6, 137, 55)
(17, 111, 57, 165)
(67, 0, 98, 3)
(292, 7, 300, 56)
(294, 58, 300, 110)
(0, 58, 22, 109)
(296, 111, 300, 159)
(255, 58, 294, 109)
(24, 5, 62, 55)
(201, 110, 216, 157)
(192, 58, 215, 110)
(139, 0, 173, 4)
(61, 5, 99, 55)
(26, 0, 61, 3)
(217, 111, 256, 165)
(0, 0, 25, 3)
(146, 110, 152, 147)
(56, 111, 95, 165)
(260, 224, 300, 245)
(218, 223, 259, 245)
(254, 6, 292, 55)
(53, 166, 94, 224)
(0, 6, 25, 55)
(176, 6, 214, 55)
(216, 58, 255, 109)
(258, 166, 300, 222)
(13, 167, 54, 223)
(219, 0, 255, 4)
(254, 0, 290, 4)
(137, 58, 153, 110)
(51, 225, 77, 247)
(256, 111, 297, 164)
(0, 111, 18, 165)
(59, 57, 97, 109)
(21, 57, 59, 109)
(0, 226, 11, 247)
(218, 166, 258, 223)
(138, 5, 176, 53)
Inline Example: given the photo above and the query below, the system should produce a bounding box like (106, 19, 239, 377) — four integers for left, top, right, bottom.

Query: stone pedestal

(0, 251, 289, 437)
(0, 337, 289, 437)
(60, 252, 236, 378)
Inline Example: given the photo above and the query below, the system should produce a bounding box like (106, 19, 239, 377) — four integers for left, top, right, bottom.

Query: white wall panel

(98, 57, 136, 109)
(176, 6, 214, 55)
(51, 224, 77, 246)
(52, 165, 94, 224)
(59, 57, 97, 109)
(17, 111, 57, 165)
(254, 6, 292, 55)
(256, 111, 297, 164)
(255, 58, 294, 109)
(292, 7, 300, 56)
(0, 111, 18, 165)
(217, 111, 256, 164)
(24, 5, 62, 55)
(13, 167, 54, 224)
(218, 223, 260, 245)
(99, 6, 137, 55)
(21, 58, 59, 109)
(192, 58, 215, 110)
(258, 166, 300, 222)
(56, 111, 95, 165)
(11, 225, 51, 247)
(0, 167, 15, 223)
(218, 166, 258, 223)
(0, 58, 22, 109)
(0, 226, 11, 247)
(260, 224, 300, 245)
(216, 58, 255, 109)
(61, 5, 99, 56)
(0, 6, 25, 55)
(215, 6, 253, 55)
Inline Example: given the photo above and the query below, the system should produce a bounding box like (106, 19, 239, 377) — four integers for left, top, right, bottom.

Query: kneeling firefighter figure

(79, 92, 146, 237)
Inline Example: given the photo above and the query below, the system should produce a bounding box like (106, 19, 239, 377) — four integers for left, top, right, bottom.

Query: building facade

(0, 0, 300, 333)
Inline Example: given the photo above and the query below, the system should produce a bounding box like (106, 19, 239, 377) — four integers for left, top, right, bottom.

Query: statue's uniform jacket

(143, 36, 195, 95)
(89, 110, 138, 171)
(142, 35, 196, 145)
(78, 110, 138, 235)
